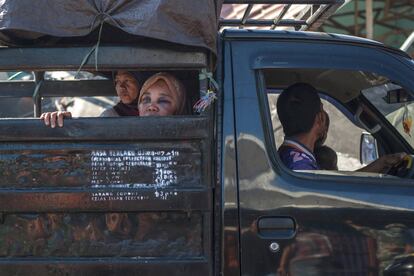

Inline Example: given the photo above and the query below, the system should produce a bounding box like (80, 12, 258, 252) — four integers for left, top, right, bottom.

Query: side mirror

(384, 88, 413, 104)
(384, 254, 414, 275)
(360, 132, 378, 165)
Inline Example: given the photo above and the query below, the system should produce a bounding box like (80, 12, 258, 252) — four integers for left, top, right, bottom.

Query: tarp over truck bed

(0, 0, 223, 54)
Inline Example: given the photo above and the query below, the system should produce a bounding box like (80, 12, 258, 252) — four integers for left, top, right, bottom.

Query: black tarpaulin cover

(0, 0, 223, 54)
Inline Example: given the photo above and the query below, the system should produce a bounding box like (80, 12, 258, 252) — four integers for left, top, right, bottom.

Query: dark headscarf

(113, 98, 140, 116)
(112, 71, 144, 116)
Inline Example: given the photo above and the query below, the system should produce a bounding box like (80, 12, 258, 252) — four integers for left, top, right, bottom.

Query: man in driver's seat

(277, 82, 406, 173)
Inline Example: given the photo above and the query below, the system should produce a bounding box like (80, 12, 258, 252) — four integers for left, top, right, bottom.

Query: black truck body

(0, 1, 413, 275)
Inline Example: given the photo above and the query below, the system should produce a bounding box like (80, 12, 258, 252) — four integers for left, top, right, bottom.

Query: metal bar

(270, 4, 291, 30)
(33, 72, 44, 117)
(401, 32, 414, 52)
(42, 79, 116, 97)
(0, 46, 208, 71)
(240, 4, 254, 28)
(0, 80, 116, 98)
(300, 3, 343, 31)
(221, 2, 343, 30)
(0, 81, 35, 98)
(0, 117, 209, 141)
(220, 19, 307, 27)
(295, 4, 313, 21)
(223, 0, 343, 4)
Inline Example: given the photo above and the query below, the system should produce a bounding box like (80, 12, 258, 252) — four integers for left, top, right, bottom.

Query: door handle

(257, 217, 296, 239)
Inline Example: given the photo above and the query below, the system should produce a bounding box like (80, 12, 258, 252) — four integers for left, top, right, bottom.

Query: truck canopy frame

(220, 0, 345, 30)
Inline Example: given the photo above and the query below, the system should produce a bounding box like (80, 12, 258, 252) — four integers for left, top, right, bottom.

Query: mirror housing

(360, 132, 378, 165)
(384, 88, 413, 104)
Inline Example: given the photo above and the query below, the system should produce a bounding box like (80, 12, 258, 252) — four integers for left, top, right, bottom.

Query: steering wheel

(388, 155, 414, 178)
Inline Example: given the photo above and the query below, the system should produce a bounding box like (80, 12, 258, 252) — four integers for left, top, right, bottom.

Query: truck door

(230, 36, 414, 275)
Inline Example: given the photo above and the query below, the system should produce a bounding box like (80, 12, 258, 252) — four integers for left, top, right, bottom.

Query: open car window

(267, 92, 364, 171)
(263, 68, 412, 177)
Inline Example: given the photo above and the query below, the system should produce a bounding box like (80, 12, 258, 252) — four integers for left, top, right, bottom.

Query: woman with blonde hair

(138, 72, 187, 117)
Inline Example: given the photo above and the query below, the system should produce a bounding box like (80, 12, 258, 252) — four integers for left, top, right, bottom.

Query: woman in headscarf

(41, 70, 143, 127)
(100, 70, 144, 117)
(137, 72, 187, 117)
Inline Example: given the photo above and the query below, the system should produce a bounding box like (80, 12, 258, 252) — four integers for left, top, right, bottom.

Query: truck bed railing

(220, 0, 345, 31)
(0, 45, 206, 117)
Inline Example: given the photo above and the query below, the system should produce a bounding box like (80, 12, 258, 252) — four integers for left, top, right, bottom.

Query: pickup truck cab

(0, 1, 413, 275)
(221, 29, 414, 276)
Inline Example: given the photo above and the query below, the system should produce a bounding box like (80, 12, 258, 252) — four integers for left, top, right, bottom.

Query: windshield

(362, 83, 414, 149)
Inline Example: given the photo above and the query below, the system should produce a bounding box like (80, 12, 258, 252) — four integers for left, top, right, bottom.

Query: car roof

(221, 29, 411, 59)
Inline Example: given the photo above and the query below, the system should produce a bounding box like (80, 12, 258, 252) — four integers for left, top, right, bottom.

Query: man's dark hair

(277, 83, 322, 137)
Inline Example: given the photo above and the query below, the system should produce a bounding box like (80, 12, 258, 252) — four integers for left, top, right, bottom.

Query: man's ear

(316, 111, 324, 127)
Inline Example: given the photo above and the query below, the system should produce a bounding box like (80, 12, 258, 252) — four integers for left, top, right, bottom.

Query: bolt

(269, 242, 280, 253)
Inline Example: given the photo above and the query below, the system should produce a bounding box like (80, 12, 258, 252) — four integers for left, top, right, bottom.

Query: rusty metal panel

(0, 140, 211, 212)
(0, 141, 210, 212)
(0, 117, 213, 275)
(0, 190, 211, 213)
(0, 46, 208, 71)
(0, 259, 211, 276)
(0, 117, 209, 141)
(0, 212, 203, 257)
(0, 143, 202, 188)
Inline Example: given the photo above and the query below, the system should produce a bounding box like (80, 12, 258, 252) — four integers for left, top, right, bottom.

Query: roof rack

(220, 0, 345, 31)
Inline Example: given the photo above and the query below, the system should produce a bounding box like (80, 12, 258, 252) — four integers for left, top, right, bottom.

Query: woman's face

(114, 71, 140, 104)
(138, 80, 178, 116)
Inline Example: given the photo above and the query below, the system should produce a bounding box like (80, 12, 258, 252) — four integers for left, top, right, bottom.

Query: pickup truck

(0, 1, 414, 275)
